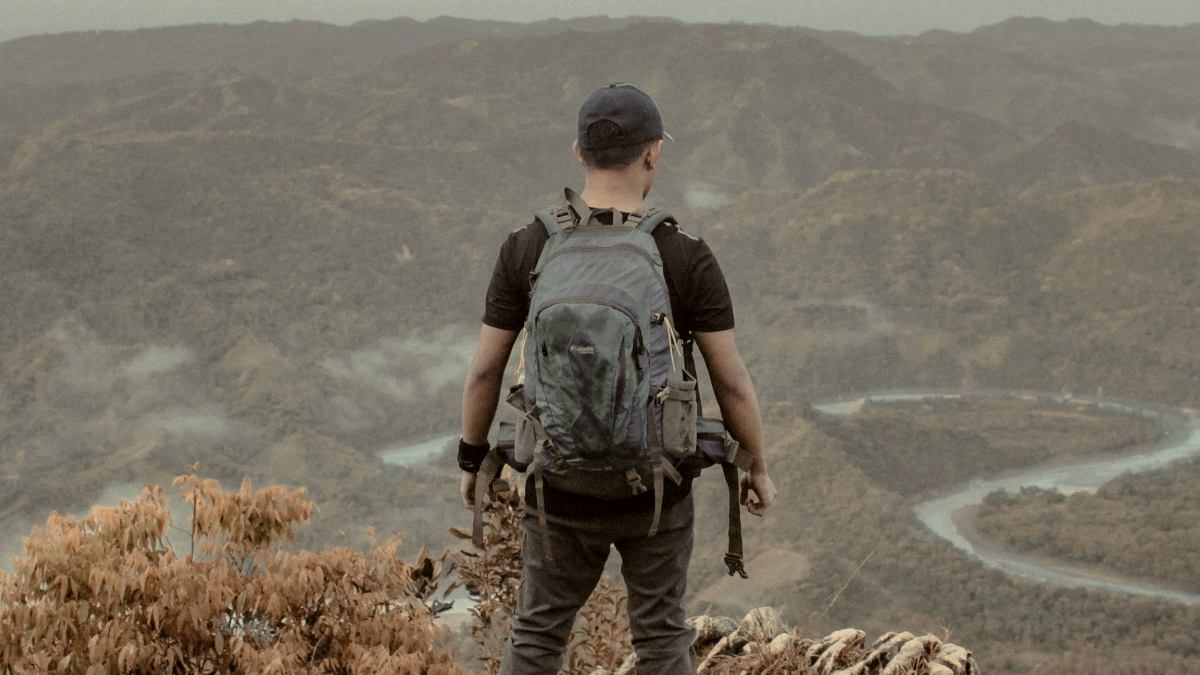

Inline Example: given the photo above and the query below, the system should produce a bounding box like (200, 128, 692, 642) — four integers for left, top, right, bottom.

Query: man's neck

(580, 170, 646, 213)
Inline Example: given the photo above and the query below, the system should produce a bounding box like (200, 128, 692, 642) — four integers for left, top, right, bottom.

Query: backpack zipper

(542, 243, 661, 269)
(538, 244, 670, 308)
(535, 296, 647, 375)
(612, 334, 627, 436)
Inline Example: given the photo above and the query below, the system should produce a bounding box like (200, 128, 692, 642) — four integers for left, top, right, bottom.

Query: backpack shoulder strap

(564, 187, 592, 226)
(534, 207, 567, 237)
(637, 210, 677, 234)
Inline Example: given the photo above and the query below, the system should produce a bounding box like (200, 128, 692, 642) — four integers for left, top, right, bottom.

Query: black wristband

(457, 438, 491, 473)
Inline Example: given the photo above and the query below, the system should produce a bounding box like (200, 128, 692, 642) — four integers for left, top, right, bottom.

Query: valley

(3, 14, 1200, 673)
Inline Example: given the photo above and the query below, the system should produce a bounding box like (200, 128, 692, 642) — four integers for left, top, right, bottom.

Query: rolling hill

(3, 15, 1200, 674)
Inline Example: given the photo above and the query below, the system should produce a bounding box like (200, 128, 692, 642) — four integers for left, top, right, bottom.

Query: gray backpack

(472, 188, 755, 578)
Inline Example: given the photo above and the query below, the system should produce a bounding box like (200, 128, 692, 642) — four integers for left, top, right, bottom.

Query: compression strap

(722, 462, 748, 578)
(534, 466, 552, 561)
(471, 448, 506, 548)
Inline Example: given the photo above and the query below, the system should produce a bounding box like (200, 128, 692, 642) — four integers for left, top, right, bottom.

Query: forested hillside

(3, 15, 1199, 674)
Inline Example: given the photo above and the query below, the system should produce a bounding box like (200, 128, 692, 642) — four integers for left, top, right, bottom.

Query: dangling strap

(647, 455, 684, 538)
(533, 465, 553, 561)
(471, 448, 507, 548)
(648, 462, 665, 537)
(721, 462, 748, 578)
(530, 438, 554, 562)
(670, 333, 748, 576)
(645, 388, 684, 538)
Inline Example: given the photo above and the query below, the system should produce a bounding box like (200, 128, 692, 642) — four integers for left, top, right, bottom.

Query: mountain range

(2, 15, 1199, 674)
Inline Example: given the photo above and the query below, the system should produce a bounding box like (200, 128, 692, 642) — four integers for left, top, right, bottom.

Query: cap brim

(663, 130, 674, 142)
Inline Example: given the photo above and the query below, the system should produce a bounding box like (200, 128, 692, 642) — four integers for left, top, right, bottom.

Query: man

(458, 83, 776, 674)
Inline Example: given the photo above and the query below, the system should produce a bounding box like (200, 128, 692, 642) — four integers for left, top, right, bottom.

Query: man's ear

(572, 139, 587, 167)
(645, 139, 664, 170)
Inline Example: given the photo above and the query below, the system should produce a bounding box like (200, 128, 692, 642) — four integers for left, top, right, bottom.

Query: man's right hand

(740, 468, 776, 517)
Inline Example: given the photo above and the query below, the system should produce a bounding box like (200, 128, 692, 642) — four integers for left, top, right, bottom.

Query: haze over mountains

(3, 15, 1200, 674)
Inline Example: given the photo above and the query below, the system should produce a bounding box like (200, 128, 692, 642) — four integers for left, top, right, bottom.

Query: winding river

(380, 391, 1200, 606)
(813, 390, 1200, 606)
(378, 434, 459, 466)
(378, 432, 476, 621)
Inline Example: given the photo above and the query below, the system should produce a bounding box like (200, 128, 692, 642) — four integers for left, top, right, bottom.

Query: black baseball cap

(577, 83, 673, 150)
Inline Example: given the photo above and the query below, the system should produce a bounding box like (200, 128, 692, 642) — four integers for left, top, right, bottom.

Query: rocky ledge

(593, 607, 980, 674)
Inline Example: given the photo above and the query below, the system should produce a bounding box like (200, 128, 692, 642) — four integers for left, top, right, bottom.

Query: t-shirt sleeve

(683, 239, 735, 333)
(481, 231, 528, 331)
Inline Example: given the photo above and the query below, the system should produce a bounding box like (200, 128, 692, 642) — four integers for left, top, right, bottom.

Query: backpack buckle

(624, 468, 647, 495)
(724, 553, 749, 579)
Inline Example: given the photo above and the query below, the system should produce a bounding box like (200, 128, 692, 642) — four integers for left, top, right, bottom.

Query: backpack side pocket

(515, 415, 537, 466)
(661, 378, 697, 459)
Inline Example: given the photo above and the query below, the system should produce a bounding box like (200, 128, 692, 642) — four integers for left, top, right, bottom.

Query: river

(382, 391, 1200, 605)
(814, 390, 1200, 606)
(378, 434, 459, 466)
(378, 432, 477, 621)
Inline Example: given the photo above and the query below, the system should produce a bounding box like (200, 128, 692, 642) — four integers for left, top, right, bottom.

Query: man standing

(458, 83, 776, 674)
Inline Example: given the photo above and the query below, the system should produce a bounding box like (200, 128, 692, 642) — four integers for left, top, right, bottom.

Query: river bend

(814, 390, 1200, 606)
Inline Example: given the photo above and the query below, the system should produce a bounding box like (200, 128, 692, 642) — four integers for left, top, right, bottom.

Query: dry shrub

(451, 487, 524, 674)
(1, 472, 968, 675)
(452, 486, 634, 674)
(0, 473, 462, 674)
(564, 577, 633, 674)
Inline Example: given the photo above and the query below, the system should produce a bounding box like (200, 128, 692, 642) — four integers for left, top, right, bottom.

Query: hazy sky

(4, 0, 1200, 43)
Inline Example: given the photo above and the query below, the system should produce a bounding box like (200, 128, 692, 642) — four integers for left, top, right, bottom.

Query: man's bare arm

(462, 325, 519, 443)
(459, 324, 519, 506)
(694, 329, 776, 515)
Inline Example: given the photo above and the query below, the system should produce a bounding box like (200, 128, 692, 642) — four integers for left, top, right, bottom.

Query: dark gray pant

(498, 492, 696, 675)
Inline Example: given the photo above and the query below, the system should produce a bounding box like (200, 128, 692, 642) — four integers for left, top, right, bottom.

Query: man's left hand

(460, 471, 478, 509)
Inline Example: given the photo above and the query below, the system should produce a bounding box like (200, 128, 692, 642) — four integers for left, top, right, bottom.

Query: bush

(450, 484, 633, 674)
(0, 472, 462, 674)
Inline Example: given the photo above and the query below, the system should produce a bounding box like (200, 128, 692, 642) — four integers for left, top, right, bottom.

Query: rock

(934, 644, 980, 674)
(880, 635, 940, 675)
(690, 608, 980, 674)
(736, 606, 786, 642)
(809, 628, 865, 673)
(688, 614, 739, 646)
(766, 632, 800, 657)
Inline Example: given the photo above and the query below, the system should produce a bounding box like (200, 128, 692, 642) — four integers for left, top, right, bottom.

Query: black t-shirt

(482, 208, 735, 516)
